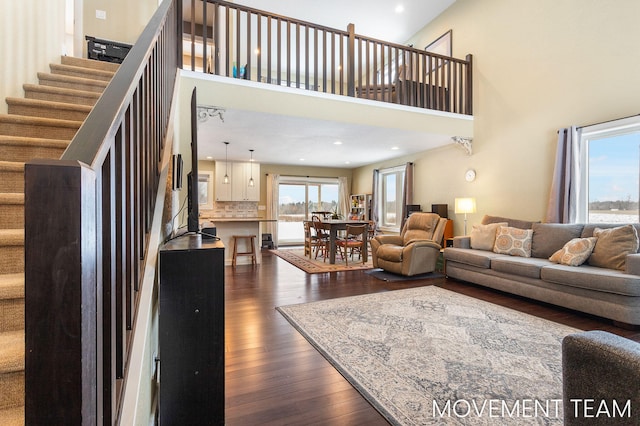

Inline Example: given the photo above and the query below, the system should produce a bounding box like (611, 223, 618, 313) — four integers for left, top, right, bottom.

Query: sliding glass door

(277, 177, 339, 246)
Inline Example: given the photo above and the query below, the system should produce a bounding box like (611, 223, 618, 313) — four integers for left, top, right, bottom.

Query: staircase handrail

(23, 0, 180, 423)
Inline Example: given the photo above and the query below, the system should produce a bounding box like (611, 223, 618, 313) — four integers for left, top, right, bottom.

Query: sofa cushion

(493, 226, 533, 257)
(491, 257, 552, 279)
(443, 248, 505, 269)
(481, 215, 539, 230)
(541, 264, 640, 297)
(549, 237, 598, 266)
(581, 223, 640, 250)
(470, 222, 507, 250)
(377, 244, 403, 262)
(531, 223, 584, 259)
(588, 225, 639, 270)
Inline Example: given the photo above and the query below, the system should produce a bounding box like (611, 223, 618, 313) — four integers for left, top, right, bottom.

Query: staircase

(0, 56, 118, 425)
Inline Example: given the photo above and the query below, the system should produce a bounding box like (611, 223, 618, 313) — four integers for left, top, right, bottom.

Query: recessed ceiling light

(206, 156, 213, 160)
(334, 141, 343, 145)
(345, 161, 351, 164)
(391, 146, 399, 150)
(395, 4, 404, 13)
(300, 158, 305, 161)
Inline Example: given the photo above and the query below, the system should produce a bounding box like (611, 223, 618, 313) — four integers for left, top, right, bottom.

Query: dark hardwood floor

(224, 249, 640, 425)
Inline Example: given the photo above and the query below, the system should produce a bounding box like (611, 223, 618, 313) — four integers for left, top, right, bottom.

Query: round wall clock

(465, 169, 476, 182)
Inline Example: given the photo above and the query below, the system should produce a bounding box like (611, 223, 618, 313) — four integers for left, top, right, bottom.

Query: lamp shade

(454, 197, 476, 214)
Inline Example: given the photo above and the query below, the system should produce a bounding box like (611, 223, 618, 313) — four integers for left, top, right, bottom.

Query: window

(578, 116, 640, 223)
(378, 165, 406, 232)
(277, 177, 339, 245)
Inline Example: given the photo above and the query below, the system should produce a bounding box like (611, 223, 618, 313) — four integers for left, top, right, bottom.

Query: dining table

(309, 219, 370, 264)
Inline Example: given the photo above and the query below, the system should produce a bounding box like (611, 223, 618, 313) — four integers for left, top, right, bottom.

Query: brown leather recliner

(370, 212, 447, 276)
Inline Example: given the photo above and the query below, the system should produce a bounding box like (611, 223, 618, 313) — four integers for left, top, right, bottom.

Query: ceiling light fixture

(334, 141, 343, 145)
(223, 141, 230, 184)
(248, 149, 255, 187)
(395, 4, 404, 13)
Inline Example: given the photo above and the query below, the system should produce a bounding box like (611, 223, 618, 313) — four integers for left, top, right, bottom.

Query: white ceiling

(196, 107, 457, 168)
(231, 0, 456, 45)
(194, 0, 459, 168)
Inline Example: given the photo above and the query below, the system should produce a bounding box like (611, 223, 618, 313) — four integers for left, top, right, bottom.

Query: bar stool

(231, 235, 257, 267)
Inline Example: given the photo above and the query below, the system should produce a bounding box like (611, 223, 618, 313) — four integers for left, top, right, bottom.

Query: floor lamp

(454, 197, 476, 235)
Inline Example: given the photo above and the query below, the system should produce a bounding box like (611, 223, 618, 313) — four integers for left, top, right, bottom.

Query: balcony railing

(183, 0, 472, 115)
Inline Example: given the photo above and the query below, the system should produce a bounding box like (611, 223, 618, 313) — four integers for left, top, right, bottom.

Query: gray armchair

(562, 330, 640, 425)
(370, 212, 447, 276)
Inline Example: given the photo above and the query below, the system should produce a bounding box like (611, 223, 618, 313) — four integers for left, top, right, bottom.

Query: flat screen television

(187, 87, 199, 233)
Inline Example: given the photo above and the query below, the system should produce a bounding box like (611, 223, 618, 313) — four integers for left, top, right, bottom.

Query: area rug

(366, 268, 444, 282)
(271, 248, 373, 273)
(277, 286, 577, 425)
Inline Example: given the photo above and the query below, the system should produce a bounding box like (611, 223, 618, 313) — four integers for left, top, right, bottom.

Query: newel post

(25, 159, 99, 425)
(347, 23, 355, 97)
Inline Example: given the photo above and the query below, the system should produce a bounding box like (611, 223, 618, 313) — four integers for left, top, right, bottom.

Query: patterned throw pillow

(493, 226, 533, 257)
(549, 237, 598, 266)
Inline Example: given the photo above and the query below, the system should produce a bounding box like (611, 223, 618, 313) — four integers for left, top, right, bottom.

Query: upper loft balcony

(180, 0, 474, 165)
(182, 0, 472, 115)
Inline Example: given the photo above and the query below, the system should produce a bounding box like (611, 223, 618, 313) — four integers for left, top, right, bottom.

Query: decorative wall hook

(452, 136, 473, 155)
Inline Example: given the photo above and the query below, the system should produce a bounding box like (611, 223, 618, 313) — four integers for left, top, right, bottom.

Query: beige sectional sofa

(443, 215, 640, 327)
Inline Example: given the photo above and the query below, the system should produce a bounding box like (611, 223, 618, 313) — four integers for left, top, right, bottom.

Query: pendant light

(223, 141, 230, 184)
(248, 149, 255, 187)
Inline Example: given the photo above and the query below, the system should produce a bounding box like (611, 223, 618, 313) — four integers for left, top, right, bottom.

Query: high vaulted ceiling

(231, 0, 456, 45)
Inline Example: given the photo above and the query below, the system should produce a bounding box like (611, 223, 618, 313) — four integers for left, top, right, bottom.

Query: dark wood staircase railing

(23, 0, 179, 423)
(183, 0, 472, 115)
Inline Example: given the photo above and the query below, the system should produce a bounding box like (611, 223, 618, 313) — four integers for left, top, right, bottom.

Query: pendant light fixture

(223, 141, 230, 184)
(248, 149, 255, 187)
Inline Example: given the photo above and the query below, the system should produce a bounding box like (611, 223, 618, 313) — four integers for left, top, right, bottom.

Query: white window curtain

(546, 126, 584, 223)
(266, 173, 279, 248)
(337, 176, 349, 219)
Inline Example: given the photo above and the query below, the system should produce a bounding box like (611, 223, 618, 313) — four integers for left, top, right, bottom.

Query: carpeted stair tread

(0, 193, 24, 229)
(0, 114, 81, 140)
(0, 135, 68, 160)
(0, 230, 24, 247)
(0, 274, 24, 300)
(23, 84, 101, 106)
(50, 63, 115, 82)
(61, 55, 120, 73)
(0, 331, 24, 374)
(0, 406, 24, 426)
(37, 72, 109, 93)
(6, 97, 92, 121)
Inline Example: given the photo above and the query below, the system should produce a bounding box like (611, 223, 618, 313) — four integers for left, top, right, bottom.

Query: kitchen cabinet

(215, 161, 260, 201)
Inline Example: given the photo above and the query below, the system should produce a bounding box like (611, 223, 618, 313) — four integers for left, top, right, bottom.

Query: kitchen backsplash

(205, 201, 259, 218)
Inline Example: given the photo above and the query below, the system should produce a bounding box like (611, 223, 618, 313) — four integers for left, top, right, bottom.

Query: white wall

(354, 0, 640, 234)
(0, 0, 66, 114)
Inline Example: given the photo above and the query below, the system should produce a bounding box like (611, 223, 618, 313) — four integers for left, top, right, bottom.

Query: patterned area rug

(271, 248, 373, 273)
(277, 286, 578, 425)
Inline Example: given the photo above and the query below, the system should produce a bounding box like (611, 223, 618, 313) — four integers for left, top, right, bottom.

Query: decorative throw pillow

(470, 222, 508, 250)
(549, 237, 598, 266)
(493, 226, 533, 257)
(588, 225, 639, 270)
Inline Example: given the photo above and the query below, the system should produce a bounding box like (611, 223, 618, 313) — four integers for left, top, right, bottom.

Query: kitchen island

(204, 218, 276, 266)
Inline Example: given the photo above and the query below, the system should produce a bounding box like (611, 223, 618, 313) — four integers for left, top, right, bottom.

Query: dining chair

(311, 215, 330, 260)
(336, 224, 367, 266)
(303, 221, 313, 258)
